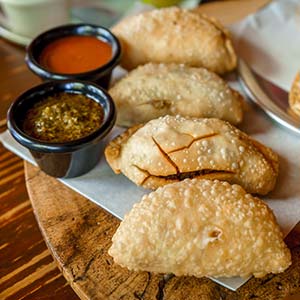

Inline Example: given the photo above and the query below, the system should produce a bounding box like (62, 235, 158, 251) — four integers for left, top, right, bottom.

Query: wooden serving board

(25, 162, 300, 300)
(25, 1, 300, 299)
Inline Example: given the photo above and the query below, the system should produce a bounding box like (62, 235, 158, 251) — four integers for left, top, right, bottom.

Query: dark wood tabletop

(0, 38, 80, 300)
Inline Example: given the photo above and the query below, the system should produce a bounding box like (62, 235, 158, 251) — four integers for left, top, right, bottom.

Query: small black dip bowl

(7, 80, 116, 178)
(26, 24, 121, 89)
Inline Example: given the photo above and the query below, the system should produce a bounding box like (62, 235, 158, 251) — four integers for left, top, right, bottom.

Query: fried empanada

(111, 7, 237, 74)
(109, 179, 291, 278)
(109, 63, 243, 127)
(105, 116, 278, 195)
(289, 72, 300, 117)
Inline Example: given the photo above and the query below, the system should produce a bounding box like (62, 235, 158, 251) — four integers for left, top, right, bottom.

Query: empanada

(105, 116, 278, 195)
(109, 179, 291, 278)
(109, 63, 243, 127)
(289, 72, 300, 117)
(111, 7, 237, 74)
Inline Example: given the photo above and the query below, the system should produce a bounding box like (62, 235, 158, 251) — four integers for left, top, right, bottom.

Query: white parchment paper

(230, 0, 300, 91)
(1, 0, 300, 291)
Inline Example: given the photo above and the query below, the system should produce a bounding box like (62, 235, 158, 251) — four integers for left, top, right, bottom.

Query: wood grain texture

(0, 144, 79, 300)
(0, 40, 39, 129)
(25, 162, 300, 300)
(0, 33, 79, 300)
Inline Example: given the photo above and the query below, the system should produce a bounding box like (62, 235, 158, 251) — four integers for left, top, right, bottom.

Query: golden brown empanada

(105, 116, 278, 195)
(109, 63, 243, 127)
(109, 179, 291, 278)
(111, 7, 237, 74)
(289, 72, 300, 117)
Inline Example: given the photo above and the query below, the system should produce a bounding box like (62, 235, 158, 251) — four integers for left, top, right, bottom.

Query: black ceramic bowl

(7, 80, 116, 178)
(26, 24, 121, 89)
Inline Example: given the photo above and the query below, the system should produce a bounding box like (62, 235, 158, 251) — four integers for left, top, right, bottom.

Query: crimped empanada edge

(289, 72, 300, 117)
(194, 12, 237, 72)
(105, 125, 143, 173)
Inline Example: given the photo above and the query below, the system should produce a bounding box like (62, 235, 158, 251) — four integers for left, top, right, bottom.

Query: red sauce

(39, 35, 112, 74)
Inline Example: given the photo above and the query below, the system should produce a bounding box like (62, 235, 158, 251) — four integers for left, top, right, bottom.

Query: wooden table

(0, 40, 79, 299)
(1, 1, 300, 299)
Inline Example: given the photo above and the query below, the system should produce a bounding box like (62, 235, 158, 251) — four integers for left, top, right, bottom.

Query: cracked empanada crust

(109, 179, 291, 278)
(289, 72, 300, 117)
(105, 116, 279, 195)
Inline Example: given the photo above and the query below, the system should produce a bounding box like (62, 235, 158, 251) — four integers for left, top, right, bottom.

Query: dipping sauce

(23, 93, 104, 143)
(39, 35, 112, 74)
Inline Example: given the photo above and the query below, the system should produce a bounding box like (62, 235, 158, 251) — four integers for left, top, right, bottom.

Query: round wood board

(25, 162, 300, 300)
(24, 1, 300, 299)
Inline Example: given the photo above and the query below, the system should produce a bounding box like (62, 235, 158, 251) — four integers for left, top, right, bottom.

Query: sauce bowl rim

(25, 23, 122, 79)
(7, 80, 116, 153)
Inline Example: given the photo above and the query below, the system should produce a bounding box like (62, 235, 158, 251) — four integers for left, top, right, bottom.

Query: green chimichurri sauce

(23, 93, 103, 143)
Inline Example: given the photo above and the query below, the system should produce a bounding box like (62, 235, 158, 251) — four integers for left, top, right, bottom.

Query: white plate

(0, 23, 31, 46)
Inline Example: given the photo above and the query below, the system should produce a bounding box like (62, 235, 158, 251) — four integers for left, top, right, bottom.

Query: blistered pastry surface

(112, 7, 237, 74)
(109, 63, 243, 127)
(109, 179, 291, 278)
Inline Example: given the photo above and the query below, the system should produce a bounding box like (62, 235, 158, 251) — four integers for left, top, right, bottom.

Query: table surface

(1, 0, 298, 299)
(0, 37, 80, 300)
